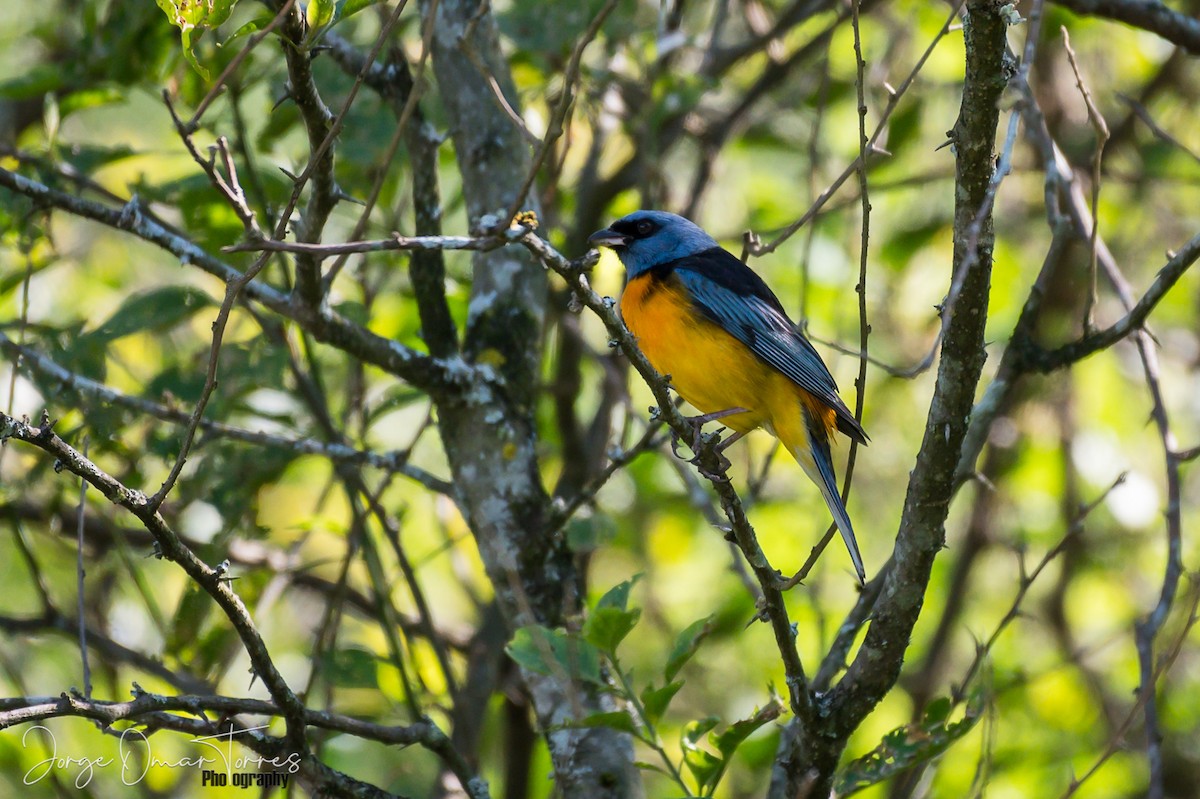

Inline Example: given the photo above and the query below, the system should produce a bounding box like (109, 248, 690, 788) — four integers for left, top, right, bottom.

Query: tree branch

(826, 0, 1011, 747)
(1, 411, 310, 753)
(1017, 232, 1200, 371)
(1051, 0, 1200, 54)
(0, 331, 453, 495)
(0, 166, 461, 393)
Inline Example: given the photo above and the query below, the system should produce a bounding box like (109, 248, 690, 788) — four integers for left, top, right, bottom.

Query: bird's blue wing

(671, 249, 863, 439)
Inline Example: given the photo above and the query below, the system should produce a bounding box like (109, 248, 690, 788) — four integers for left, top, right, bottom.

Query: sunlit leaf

(223, 11, 275, 45)
(507, 625, 605, 685)
(580, 710, 639, 736)
(639, 680, 683, 727)
(681, 716, 723, 793)
(664, 615, 714, 682)
(306, 0, 335, 32)
(711, 696, 785, 757)
(835, 694, 985, 796)
(321, 647, 380, 688)
(596, 574, 641, 611)
(582, 606, 641, 654)
(83, 286, 215, 344)
(155, 0, 239, 78)
(58, 87, 125, 119)
(336, 0, 385, 21)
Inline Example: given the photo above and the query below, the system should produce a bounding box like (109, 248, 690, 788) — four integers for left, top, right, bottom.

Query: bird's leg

(669, 406, 747, 459)
(714, 430, 745, 453)
(693, 430, 747, 480)
(687, 407, 748, 426)
(669, 407, 748, 477)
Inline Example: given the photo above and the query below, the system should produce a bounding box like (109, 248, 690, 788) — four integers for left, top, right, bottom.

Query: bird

(587, 210, 869, 582)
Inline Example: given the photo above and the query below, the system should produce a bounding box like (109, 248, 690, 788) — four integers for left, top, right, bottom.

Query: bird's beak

(587, 228, 630, 249)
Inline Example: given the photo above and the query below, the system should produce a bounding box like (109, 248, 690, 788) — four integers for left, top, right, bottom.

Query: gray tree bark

(421, 0, 644, 794)
(768, 0, 1011, 794)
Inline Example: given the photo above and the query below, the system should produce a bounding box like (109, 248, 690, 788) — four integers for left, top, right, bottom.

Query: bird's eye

(635, 220, 654, 236)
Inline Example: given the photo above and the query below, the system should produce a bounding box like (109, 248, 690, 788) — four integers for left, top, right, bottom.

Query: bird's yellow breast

(621, 272, 776, 434)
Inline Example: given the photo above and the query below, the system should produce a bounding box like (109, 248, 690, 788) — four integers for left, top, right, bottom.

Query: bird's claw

(670, 425, 734, 480)
(669, 407, 746, 477)
(669, 417, 709, 460)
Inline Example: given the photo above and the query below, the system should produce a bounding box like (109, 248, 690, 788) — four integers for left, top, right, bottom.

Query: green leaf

(683, 747, 722, 794)
(155, 0, 239, 78)
(306, 0, 335, 32)
(580, 710, 639, 736)
(61, 144, 138, 175)
(506, 625, 605, 685)
(223, 12, 275, 45)
(583, 606, 641, 654)
(835, 695, 985, 796)
(0, 65, 64, 101)
(156, 0, 239, 31)
(664, 615, 714, 682)
(683, 716, 720, 745)
(336, 0, 384, 21)
(320, 647, 380, 688)
(681, 717, 723, 793)
(83, 285, 214, 344)
(639, 681, 683, 727)
(634, 761, 670, 775)
(596, 574, 641, 611)
(565, 513, 617, 552)
(711, 697, 785, 757)
(59, 87, 125, 119)
(923, 696, 952, 724)
(881, 219, 946, 270)
(47, 323, 108, 382)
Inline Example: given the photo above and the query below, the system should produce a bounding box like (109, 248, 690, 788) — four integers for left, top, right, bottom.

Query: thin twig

(0, 167, 452, 401)
(1019, 230, 1200, 372)
(545, 421, 669, 536)
(0, 689, 487, 798)
(185, 0, 297, 129)
(845, 0, 872, 570)
(75, 436, 92, 699)
(1062, 578, 1200, 798)
(500, 0, 618, 228)
(953, 474, 1126, 703)
(1118, 94, 1200, 165)
(321, 1, 440, 291)
(228, 230, 520, 257)
(1061, 27, 1109, 333)
(0, 411, 311, 753)
(750, 0, 966, 256)
(0, 331, 453, 495)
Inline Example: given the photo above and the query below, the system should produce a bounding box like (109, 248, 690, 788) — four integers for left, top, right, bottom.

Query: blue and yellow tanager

(588, 210, 869, 582)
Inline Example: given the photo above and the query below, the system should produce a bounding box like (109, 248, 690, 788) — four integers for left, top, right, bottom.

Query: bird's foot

(669, 408, 747, 479)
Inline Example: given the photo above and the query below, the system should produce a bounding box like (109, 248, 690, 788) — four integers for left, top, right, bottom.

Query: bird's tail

(777, 397, 866, 584)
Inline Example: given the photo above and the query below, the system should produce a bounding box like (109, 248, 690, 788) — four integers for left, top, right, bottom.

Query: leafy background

(1, 0, 1198, 796)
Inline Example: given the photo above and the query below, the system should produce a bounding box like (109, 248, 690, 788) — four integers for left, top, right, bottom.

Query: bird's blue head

(588, 210, 718, 277)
